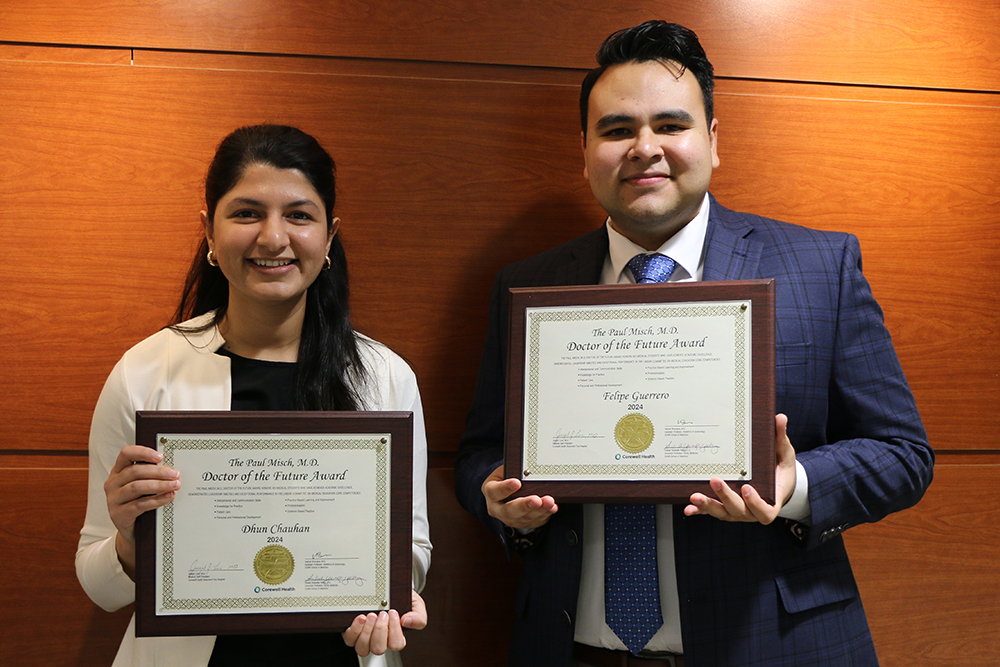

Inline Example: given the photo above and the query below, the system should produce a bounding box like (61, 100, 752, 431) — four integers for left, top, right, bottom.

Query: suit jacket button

(820, 524, 850, 543)
(566, 530, 579, 546)
(561, 610, 573, 627)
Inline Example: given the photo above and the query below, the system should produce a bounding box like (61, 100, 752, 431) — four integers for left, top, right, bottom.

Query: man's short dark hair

(580, 21, 715, 137)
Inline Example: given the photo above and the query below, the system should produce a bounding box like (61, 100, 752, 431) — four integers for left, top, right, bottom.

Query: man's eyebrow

(593, 109, 697, 132)
(652, 109, 696, 124)
(594, 114, 636, 131)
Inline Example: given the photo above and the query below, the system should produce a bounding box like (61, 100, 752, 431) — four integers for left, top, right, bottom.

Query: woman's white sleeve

(75, 359, 137, 611)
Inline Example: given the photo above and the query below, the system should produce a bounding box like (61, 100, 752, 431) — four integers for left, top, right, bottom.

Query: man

(455, 20, 933, 667)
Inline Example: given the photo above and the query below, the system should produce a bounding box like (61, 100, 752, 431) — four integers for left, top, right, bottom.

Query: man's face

(582, 60, 719, 250)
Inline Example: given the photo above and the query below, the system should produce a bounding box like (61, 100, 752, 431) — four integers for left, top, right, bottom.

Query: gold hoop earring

(207, 249, 218, 267)
(323, 256, 332, 270)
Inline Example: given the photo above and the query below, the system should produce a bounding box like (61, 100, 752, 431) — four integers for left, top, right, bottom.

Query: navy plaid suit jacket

(455, 196, 933, 667)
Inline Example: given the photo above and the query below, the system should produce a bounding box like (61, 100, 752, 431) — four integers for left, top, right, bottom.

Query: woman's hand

(343, 589, 427, 656)
(104, 445, 180, 577)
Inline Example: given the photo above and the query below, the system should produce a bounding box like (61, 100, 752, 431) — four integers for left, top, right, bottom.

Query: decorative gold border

(158, 434, 389, 613)
(524, 302, 749, 477)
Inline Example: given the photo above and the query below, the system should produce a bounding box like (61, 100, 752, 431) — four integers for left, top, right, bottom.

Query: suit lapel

(702, 197, 763, 281)
(549, 202, 762, 286)
(550, 225, 609, 286)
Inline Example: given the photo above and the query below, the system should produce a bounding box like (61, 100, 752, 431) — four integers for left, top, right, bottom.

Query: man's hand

(684, 414, 796, 524)
(342, 589, 427, 656)
(482, 464, 558, 530)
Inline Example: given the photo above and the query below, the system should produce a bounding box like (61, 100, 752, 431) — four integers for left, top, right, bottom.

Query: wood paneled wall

(1, 2, 997, 665)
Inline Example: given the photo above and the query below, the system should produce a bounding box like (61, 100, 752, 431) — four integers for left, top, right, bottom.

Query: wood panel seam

(716, 75, 1000, 98)
(0, 467, 88, 471)
(7, 40, 997, 98)
(718, 90, 1000, 110)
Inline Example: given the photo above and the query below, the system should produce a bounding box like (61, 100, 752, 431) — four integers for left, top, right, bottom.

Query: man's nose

(628, 128, 664, 161)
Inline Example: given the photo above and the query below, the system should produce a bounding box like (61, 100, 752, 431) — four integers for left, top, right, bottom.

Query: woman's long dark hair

(171, 124, 368, 411)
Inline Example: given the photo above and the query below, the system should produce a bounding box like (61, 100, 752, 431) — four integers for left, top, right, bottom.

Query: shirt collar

(605, 193, 710, 283)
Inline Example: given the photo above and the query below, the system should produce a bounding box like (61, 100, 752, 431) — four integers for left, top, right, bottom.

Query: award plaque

(133, 411, 412, 637)
(504, 280, 775, 504)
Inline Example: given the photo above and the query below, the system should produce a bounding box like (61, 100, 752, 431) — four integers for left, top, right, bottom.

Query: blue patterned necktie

(605, 504, 663, 654)
(627, 252, 676, 284)
(605, 252, 675, 655)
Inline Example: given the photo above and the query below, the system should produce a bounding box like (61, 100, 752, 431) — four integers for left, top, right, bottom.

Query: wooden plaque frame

(504, 280, 775, 504)
(134, 411, 412, 637)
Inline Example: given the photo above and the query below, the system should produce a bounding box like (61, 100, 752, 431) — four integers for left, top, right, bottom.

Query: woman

(76, 124, 431, 667)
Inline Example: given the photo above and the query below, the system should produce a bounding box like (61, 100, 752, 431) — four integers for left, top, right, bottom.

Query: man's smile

(622, 172, 671, 187)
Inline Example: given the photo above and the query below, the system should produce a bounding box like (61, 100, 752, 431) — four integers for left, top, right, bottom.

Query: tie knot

(627, 253, 676, 284)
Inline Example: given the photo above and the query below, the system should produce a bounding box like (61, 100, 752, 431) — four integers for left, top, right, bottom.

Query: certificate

(505, 280, 775, 504)
(133, 412, 412, 637)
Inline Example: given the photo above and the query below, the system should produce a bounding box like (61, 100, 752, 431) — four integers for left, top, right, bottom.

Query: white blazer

(76, 314, 431, 667)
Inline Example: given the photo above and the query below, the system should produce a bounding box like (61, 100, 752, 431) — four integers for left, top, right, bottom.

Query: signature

(189, 560, 241, 572)
(553, 428, 600, 440)
(663, 441, 720, 456)
(306, 574, 367, 587)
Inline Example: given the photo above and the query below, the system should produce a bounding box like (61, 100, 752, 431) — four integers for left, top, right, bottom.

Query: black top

(207, 349, 357, 667)
(218, 348, 296, 411)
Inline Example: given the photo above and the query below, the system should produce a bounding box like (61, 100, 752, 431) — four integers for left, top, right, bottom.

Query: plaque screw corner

(381, 438, 387, 444)
(381, 600, 388, 608)
(741, 470, 748, 477)
(740, 304, 748, 312)
(159, 437, 166, 444)
(523, 470, 530, 477)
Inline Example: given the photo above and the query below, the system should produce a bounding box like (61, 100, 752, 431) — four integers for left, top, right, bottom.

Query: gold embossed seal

(254, 545, 294, 585)
(615, 413, 655, 453)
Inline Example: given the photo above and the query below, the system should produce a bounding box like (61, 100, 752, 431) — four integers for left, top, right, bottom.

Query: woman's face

(203, 163, 336, 314)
